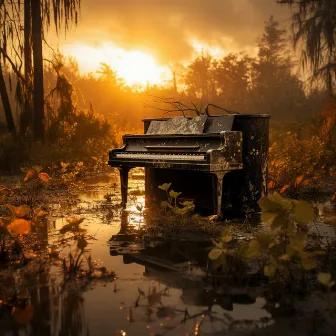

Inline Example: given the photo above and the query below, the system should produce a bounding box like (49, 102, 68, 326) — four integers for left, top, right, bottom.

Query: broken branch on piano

(144, 96, 202, 117)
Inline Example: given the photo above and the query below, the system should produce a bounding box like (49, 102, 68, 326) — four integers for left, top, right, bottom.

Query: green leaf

(208, 248, 224, 260)
(271, 215, 288, 230)
(220, 226, 233, 243)
(270, 193, 292, 211)
(292, 201, 316, 225)
(173, 204, 195, 215)
(264, 264, 277, 277)
(245, 240, 262, 259)
(317, 272, 332, 286)
(258, 196, 281, 212)
(301, 256, 316, 270)
(158, 183, 172, 191)
(169, 190, 182, 199)
(160, 201, 173, 209)
(261, 211, 278, 225)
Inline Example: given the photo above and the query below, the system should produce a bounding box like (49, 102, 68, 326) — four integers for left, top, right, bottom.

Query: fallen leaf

(7, 204, 31, 218)
(7, 219, 31, 235)
(24, 169, 37, 183)
(38, 172, 50, 182)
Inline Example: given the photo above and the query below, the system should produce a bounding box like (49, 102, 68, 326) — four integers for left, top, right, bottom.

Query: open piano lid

(145, 115, 235, 135)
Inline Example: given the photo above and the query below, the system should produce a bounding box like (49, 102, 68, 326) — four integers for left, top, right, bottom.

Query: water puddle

(1, 171, 335, 336)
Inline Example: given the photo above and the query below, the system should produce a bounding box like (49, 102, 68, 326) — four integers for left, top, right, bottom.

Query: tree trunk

(31, 0, 44, 141)
(21, 0, 33, 135)
(0, 62, 16, 134)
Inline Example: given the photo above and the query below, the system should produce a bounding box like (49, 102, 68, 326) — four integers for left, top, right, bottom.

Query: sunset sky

(53, 0, 291, 86)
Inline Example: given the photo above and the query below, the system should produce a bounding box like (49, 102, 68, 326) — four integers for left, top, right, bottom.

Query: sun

(61, 42, 170, 87)
(113, 50, 163, 86)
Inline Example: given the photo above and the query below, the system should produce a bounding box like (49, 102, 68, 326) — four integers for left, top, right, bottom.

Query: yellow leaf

(317, 272, 332, 285)
(208, 248, 224, 260)
(261, 211, 278, 225)
(24, 169, 37, 183)
(258, 196, 281, 212)
(271, 215, 288, 230)
(293, 201, 316, 224)
(169, 190, 182, 199)
(38, 172, 50, 182)
(158, 183, 171, 191)
(270, 193, 292, 211)
(7, 204, 31, 218)
(7, 219, 31, 235)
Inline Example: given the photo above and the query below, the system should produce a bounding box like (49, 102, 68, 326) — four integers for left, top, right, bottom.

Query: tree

(250, 16, 306, 119)
(279, 0, 336, 96)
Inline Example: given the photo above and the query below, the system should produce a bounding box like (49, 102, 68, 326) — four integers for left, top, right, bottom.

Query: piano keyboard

(115, 152, 205, 161)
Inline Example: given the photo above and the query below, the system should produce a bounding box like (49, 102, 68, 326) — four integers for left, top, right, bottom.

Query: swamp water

(1, 172, 335, 336)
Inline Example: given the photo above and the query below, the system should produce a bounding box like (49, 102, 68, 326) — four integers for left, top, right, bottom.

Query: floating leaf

(7, 219, 31, 235)
(158, 183, 171, 191)
(38, 172, 50, 182)
(169, 190, 182, 199)
(293, 201, 316, 225)
(24, 169, 37, 183)
(7, 204, 31, 218)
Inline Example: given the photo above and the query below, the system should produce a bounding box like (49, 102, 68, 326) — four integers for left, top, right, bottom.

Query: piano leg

(119, 167, 130, 208)
(212, 172, 226, 218)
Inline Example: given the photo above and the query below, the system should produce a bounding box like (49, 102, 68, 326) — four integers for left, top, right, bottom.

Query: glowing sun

(61, 42, 170, 87)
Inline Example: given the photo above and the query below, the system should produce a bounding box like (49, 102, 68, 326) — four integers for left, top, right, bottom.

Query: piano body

(108, 114, 270, 218)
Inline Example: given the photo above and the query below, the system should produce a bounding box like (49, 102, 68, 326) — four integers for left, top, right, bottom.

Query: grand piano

(108, 114, 270, 218)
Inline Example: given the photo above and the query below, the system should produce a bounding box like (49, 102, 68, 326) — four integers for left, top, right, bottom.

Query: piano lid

(146, 115, 207, 135)
(145, 115, 236, 135)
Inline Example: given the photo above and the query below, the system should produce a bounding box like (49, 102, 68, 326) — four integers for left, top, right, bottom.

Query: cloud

(59, 0, 291, 64)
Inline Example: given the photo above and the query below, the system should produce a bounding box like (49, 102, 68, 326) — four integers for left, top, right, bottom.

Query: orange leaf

(34, 208, 48, 218)
(38, 172, 50, 182)
(7, 204, 31, 218)
(24, 169, 37, 183)
(332, 192, 336, 202)
(279, 185, 290, 194)
(268, 181, 276, 189)
(295, 175, 304, 187)
(7, 219, 31, 235)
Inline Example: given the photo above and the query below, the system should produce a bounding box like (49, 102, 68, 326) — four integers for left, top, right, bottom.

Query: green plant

(158, 183, 195, 216)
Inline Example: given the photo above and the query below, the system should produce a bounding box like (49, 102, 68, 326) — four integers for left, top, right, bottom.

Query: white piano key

(115, 153, 205, 161)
